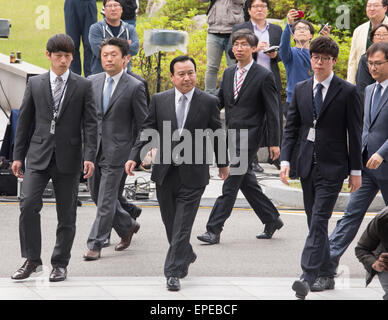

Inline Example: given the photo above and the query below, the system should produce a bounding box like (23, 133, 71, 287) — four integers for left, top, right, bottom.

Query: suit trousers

(318, 169, 388, 277)
(19, 155, 79, 268)
(87, 157, 136, 251)
(156, 166, 205, 278)
(206, 153, 279, 235)
(300, 165, 343, 286)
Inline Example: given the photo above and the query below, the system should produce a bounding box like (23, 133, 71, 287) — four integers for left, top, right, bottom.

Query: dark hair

(292, 20, 315, 36)
(103, 0, 124, 6)
(367, 0, 388, 7)
(99, 37, 129, 57)
(309, 36, 339, 58)
(231, 28, 259, 47)
(46, 34, 75, 55)
(246, 0, 270, 10)
(370, 23, 388, 42)
(170, 56, 197, 74)
(366, 41, 388, 60)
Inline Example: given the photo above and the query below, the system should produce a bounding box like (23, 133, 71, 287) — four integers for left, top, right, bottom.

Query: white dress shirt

(103, 69, 124, 98)
(49, 69, 70, 114)
(175, 87, 195, 134)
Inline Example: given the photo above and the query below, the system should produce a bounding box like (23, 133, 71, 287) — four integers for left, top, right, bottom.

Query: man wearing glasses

(280, 36, 363, 299)
(347, 0, 388, 84)
(312, 41, 388, 293)
(89, 0, 139, 75)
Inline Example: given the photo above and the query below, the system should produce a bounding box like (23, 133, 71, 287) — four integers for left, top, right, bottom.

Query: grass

(0, 0, 103, 71)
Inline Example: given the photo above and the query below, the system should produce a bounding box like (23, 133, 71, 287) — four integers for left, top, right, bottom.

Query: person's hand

(279, 165, 290, 185)
(348, 175, 362, 193)
(125, 160, 137, 176)
(372, 253, 388, 272)
(269, 146, 280, 161)
(366, 153, 384, 170)
(287, 9, 299, 25)
(257, 41, 269, 51)
(83, 161, 94, 179)
(11, 160, 23, 178)
(320, 25, 331, 37)
(218, 166, 230, 180)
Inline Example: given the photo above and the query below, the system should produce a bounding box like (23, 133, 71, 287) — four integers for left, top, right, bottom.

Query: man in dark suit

(83, 38, 148, 260)
(228, 0, 283, 173)
(197, 28, 283, 245)
(11, 34, 98, 282)
(126, 55, 230, 291)
(280, 36, 363, 299)
(312, 41, 388, 292)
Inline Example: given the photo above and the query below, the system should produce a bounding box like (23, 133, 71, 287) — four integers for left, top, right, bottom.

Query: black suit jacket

(14, 71, 98, 174)
(280, 75, 363, 181)
(129, 88, 228, 188)
(228, 21, 283, 93)
(219, 62, 280, 152)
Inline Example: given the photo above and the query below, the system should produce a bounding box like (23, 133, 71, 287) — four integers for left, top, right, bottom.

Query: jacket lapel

(235, 63, 256, 104)
(95, 74, 105, 114)
(41, 72, 52, 115)
(371, 83, 388, 125)
(166, 90, 178, 132)
(104, 72, 127, 116)
(318, 75, 342, 119)
(183, 88, 200, 130)
(302, 78, 315, 122)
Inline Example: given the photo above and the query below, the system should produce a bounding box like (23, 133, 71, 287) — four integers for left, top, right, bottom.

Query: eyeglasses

(366, 4, 384, 9)
(367, 60, 388, 67)
(251, 4, 268, 9)
(232, 42, 251, 49)
(294, 26, 310, 32)
(374, 33, 388, 38)
(105, 3, 121, 9)
(311, 55, 333, 63)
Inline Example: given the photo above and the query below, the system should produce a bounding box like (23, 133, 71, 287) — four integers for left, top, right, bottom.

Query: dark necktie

(371, 83, 382, 120)
(313, 83, 323, 118)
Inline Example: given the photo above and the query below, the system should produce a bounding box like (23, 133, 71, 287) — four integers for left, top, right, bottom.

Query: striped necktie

(234, 68, 247, 100)
(53, 76, 64, 111)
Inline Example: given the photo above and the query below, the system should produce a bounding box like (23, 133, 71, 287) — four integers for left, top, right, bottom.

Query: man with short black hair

(197, 29, 282, 245)
(313, 41, 388, 292)
(126, 55, 229, 291)
(11, 34, 98, 282)
(83, 37, 148, 260)
(280, 36, 363, 299)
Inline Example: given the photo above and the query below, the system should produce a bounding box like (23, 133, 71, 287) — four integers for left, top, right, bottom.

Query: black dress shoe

(252, 162, 264, 173)
(292, 279, 310, 300)
(197, 231, 220, 245)
(311, 277, 335, 292)
(49, 267, 67, 282)
(256, 217, 284, 239)
(166, 277, 181, 291)
(11, 260, 43, 280)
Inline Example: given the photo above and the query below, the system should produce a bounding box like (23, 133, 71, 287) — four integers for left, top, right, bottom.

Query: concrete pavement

(0, 164, 385, 300)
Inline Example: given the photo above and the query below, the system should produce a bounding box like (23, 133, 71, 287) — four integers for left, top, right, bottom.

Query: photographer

(355, 207, 388, 300)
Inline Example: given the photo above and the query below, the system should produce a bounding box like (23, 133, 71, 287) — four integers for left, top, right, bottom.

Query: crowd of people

(6, 0, 388, 299)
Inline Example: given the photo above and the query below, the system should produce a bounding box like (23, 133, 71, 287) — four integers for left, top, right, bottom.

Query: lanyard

(48, 78, 68, 120)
